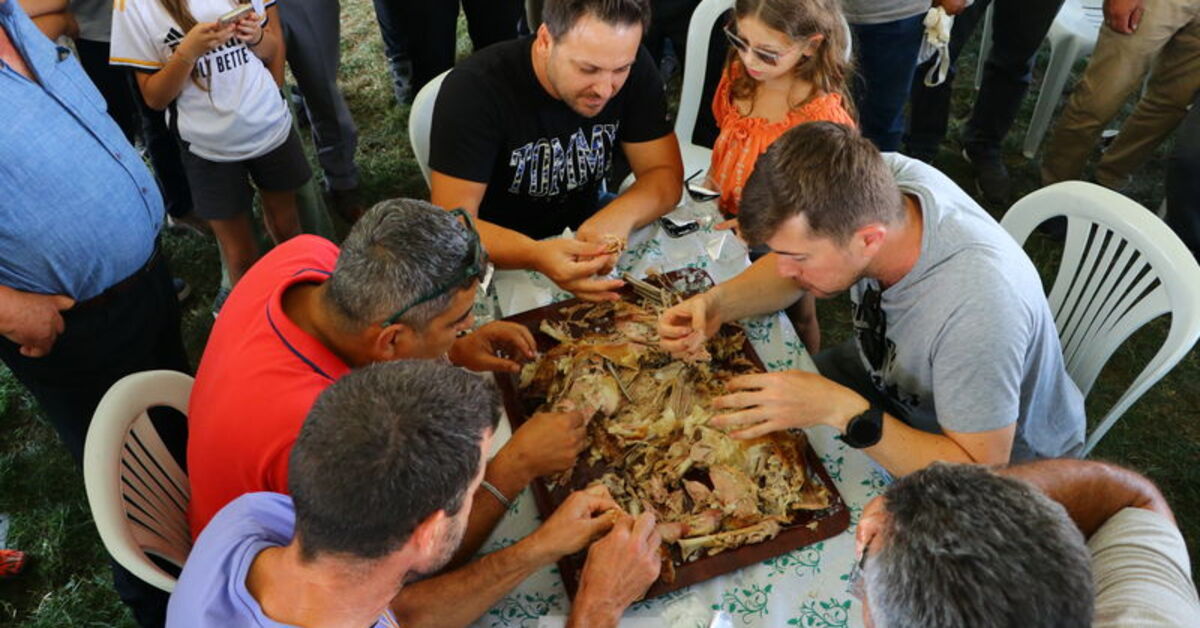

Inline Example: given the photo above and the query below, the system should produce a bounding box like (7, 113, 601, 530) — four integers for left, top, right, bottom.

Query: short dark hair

(325, 199, 472, 330)
(739, 122, 904, 245)
(288, 361, 501, 561)
(542, 0, 651, 40)
(866, 463, 1094, 627)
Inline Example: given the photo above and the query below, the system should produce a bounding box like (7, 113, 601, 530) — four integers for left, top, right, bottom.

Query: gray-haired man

(171, 361, 662, 627)
(854, 460, 1200, 627)
(187, 199, 601, 625)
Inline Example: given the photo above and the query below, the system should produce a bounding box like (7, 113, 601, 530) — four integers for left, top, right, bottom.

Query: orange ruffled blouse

(709, 66, 856, 215)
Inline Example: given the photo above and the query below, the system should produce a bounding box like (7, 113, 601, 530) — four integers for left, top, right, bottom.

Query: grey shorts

(180, 128, 312, 221)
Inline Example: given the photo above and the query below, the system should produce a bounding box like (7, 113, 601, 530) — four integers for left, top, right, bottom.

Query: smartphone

(217, 4, 253, 26)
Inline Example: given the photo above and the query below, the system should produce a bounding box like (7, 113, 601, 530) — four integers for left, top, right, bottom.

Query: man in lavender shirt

(168, 360, 664, 628)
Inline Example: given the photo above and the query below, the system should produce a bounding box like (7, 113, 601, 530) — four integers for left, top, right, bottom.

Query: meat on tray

(517, 278, 832, 582)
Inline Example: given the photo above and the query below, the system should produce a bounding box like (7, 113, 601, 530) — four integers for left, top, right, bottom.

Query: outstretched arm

(997, 458, 1175, 537)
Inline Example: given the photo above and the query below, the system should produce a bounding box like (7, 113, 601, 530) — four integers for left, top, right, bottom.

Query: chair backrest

(675, 0, 733, 152)
(408, 69, 452, 189)
(84, 370, 195, 593)
(674, 0, 854, 155)
(1001, 182, 1200, 454)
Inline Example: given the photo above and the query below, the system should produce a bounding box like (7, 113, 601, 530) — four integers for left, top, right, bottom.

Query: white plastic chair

(976, 0, 1104, 158)
(408, 69, 452, 189)
(671, 0, 854, 180)
(1001, 182, 1200, 455)
(83, 370, 194, 593)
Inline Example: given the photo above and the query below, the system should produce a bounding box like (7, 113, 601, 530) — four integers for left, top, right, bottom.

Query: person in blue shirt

(0, 0, 189, 623)
(170, 361, 664, 628)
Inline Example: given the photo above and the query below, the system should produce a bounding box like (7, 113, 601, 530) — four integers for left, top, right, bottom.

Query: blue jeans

(850, 14, 926, 152)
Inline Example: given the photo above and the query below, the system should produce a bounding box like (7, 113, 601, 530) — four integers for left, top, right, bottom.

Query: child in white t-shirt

(110, 0, 310, 289)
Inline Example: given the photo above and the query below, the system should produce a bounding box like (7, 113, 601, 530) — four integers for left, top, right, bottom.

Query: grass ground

(1, 1, 1196, 624)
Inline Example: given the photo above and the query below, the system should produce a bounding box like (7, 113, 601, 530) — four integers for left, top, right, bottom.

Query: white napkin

(920, 7, 954, 87)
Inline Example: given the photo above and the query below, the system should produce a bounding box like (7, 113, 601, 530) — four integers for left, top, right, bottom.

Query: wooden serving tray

(493, 268, 849, 600)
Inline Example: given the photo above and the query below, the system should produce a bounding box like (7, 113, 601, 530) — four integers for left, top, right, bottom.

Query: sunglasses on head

(382, 208, 493, 327)
(723, 24, 799, 67)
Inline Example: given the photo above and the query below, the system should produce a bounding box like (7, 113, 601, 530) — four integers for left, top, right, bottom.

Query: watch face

(845, 409, 882, 448)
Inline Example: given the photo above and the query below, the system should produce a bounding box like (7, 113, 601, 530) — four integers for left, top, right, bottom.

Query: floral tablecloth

(473, 204, 889, 628)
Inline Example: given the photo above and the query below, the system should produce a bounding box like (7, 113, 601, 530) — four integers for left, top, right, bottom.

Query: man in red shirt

(188, 199, 591, 623)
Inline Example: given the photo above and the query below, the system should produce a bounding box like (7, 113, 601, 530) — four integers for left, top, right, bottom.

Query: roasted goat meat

(518, 287, 831, 570)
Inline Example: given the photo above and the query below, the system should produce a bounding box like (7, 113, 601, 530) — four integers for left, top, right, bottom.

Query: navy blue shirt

(0, 0, 162, 301)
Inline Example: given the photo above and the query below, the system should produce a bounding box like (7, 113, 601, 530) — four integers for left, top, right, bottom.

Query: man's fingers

(511, 324, 537, 357)
(472, 353, 522, 373)
(563, 409, 587, 429)
(714, 218, 738, 231)
(724, 372, 771, 391)
(711, 390, 759, 411)
(52, 295, 75, 311)
(730, 420, 781, 440)
(711, 406, 771, 429)
(561, 238, 609, 258)
(632, 512, 658, 546)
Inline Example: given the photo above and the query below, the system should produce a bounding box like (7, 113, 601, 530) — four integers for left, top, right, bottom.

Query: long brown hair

(725, 0, 854, 117)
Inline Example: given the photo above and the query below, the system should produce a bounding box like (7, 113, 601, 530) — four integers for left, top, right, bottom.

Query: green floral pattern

(764, 542, 825, 578)
(787, 598, 853, 628)
(712, 584, 773, 623)
(486, 593, 565, 627)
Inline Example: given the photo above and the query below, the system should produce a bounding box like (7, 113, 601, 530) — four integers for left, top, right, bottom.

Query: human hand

(177, 21, 234, 63)
(528, 488, 621, 564)
(1103, 0, 1144, 34)
(0, 288, 75, 358)
(714, 217, 739, 233)
(933, 0, 968, 16)
(711, 370, 869, 439)
(499, 409, 588, 482)
(448, 321, 536, 373)
(657, 292, 721, 357)
(570, 512, 662, 627)
(231, 11, 263, 46)
(577, 213, 634, 275)
(533, 239, 625, 302)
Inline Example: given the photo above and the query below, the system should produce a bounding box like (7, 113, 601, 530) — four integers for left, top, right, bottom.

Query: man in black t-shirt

(430, 0, 683, 301)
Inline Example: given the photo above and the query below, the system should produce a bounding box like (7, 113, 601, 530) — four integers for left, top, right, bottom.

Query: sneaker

(0, 549, 26, 578)
(173, 278, 191, 303)
(961, 147, 1011, 207)
(211, 286, 231, 319)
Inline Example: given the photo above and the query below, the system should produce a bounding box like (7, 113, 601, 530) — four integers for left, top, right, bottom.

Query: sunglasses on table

(722, 25, 799, 66)
(381, 208, 494, 327)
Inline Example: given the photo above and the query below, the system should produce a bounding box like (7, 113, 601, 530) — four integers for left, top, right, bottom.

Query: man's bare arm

(998, 459, 1175, 537)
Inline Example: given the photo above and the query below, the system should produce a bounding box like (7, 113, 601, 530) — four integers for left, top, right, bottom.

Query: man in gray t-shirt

(659, 122, 1085, 476)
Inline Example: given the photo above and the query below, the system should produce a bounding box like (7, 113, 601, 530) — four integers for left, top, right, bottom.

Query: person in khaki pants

(1041, 0, 1200, 189)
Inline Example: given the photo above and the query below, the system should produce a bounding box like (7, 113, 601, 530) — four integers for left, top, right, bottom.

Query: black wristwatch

(839, 405, 884, 449)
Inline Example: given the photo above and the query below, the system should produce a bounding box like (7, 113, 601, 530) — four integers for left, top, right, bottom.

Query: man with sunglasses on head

(659, 122, 1085, 477)
(429, 0, 683, 303)
(187, 199, 602, 625)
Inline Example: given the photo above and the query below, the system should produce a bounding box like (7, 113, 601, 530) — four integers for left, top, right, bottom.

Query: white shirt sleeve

(1089, 507, 1200, 627)
(109, 0, 166, 70)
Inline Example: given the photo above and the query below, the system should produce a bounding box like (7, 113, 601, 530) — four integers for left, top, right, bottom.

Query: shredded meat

(518, 280, 831, 570)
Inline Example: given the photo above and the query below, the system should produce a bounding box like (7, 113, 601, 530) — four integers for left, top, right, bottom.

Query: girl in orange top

(710, 0, 855, 352)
